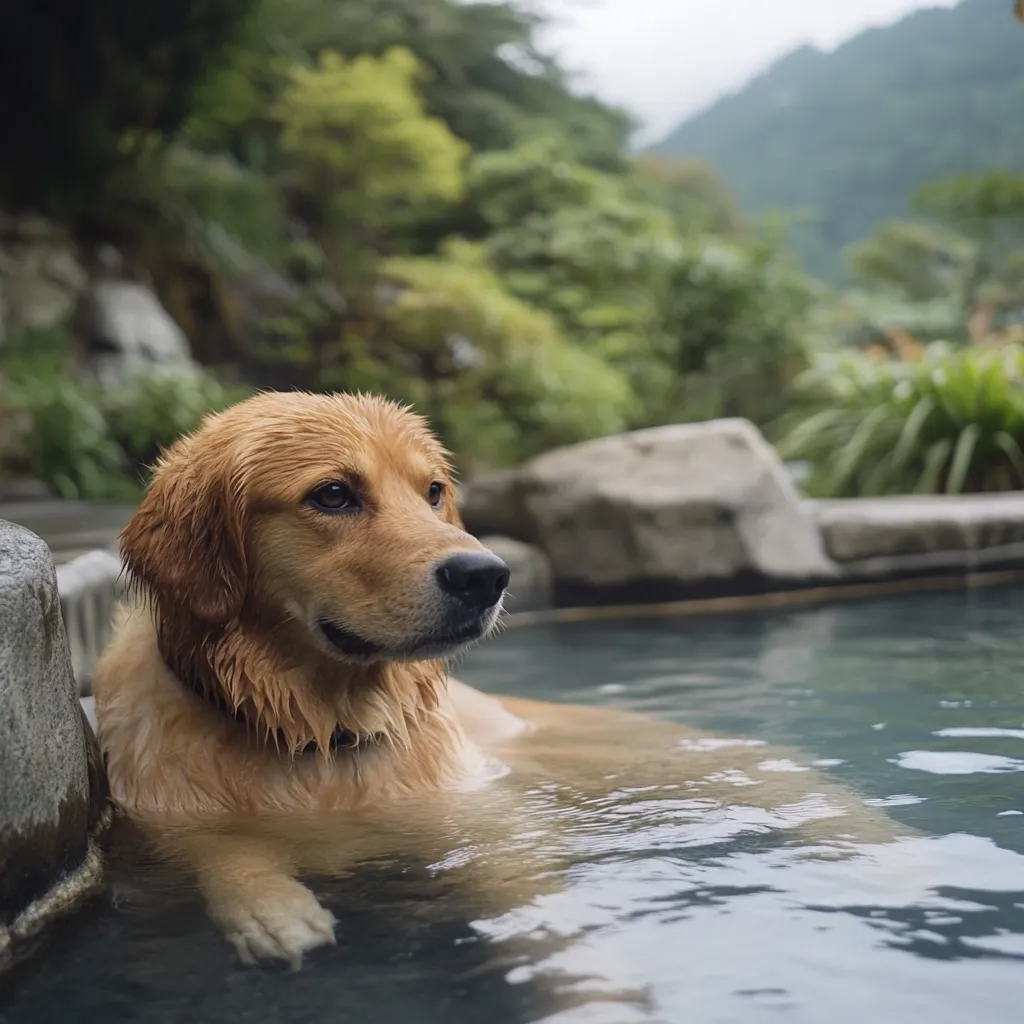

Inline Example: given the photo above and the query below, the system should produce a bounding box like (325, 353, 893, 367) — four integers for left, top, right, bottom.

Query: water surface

(2, 587, 1023, 1023)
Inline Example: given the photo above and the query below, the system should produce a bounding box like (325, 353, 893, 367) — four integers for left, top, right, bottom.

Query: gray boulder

(0, 520, 109, 970)
(80, 279, 198, 388)
(462, 419, 837, 603)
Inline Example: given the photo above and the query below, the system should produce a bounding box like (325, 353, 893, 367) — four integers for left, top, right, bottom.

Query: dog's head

(121, 392, 509, 664)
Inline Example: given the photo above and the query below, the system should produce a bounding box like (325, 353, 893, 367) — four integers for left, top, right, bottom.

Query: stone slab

(807, 494, 1024, 563)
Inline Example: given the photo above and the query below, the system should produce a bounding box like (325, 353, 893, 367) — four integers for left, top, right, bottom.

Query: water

(3, 587, 1024, 1023)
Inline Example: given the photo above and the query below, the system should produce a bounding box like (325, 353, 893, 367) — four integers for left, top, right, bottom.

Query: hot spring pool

(2, 587, 1023, 1023)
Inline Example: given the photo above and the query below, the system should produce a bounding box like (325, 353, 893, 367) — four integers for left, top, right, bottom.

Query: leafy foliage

(831, 170, 1024, 353)
(2, 0, 822, 482)
(655, 236, 817, 429)
(778, 342, 1024, 497)
(274, 47, 468, 219)
(103, 371, 251, 476)
(630, 157, 746, 239)
(846, 220, 974, 305)
(457, 141, 814, 433)
(375, 249, 635, 465)
(0, 0, 257, 222)
(467, 139, 676, 355)
(912, 169, 1024, 328)
(185, 0, 632, 171)
(0, 327, 246, 498)
(4, 371, 126, 500)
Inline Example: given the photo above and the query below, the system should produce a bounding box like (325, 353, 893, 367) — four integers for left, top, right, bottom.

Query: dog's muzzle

(317, 550, 510, 660)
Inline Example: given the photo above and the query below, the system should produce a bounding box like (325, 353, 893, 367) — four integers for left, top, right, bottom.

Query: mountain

(651, 0, 1024, 278)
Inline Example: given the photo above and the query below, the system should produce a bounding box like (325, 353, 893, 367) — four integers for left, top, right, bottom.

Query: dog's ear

(120, 443, 248, 625)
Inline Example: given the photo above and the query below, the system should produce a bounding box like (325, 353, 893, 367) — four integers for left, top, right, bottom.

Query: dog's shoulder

(444, 678, 532, 748)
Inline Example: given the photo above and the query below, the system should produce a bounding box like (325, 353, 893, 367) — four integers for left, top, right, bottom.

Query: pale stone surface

(0, 499, 133, 562)
(462, 419, 837, 598)
(0, 520, 105, 963)
(81, 280, 198, 388)
(807, 494, 1024, 563)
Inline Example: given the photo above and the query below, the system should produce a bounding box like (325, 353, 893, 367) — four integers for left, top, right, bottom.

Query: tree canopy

(0, 0, 836, 482)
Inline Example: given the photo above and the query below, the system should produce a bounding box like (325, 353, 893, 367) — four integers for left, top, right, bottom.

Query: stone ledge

(548, 543, 1024, 610)
(806, 493, 1024, 563)
(0, 500, 133, 564)
(507, 566, 1024, 628)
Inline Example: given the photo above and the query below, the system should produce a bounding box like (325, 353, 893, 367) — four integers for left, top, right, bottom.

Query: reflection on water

(3, 588, 1024, 1023)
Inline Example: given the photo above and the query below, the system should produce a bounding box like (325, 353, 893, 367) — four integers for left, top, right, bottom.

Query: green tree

(845, 220, 974, 303)
(320, 244, 635, 468)
(630, 156, 745, 238)
(453, 139, 812, 433)
(913, 170, 1024, 331)
(0, 0, 256, 221)
(186, 0, 630, 171)
(462, 139, 676, 405)
(274, 47, 468, 234)
(657, 235, 815, 428)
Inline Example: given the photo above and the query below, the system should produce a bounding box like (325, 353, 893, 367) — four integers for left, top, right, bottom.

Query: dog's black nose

(435, 551, 510, 610)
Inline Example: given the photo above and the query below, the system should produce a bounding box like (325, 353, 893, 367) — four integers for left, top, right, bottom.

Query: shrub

(273, 47, 469, 224)
(1, 325, 248, 497)
(778, 341, 1024, 497)
(101, 370, 250, 477)
(345, 248, 635, 468)
(3, 369, 126, 500)
(654, 235, 816, 430)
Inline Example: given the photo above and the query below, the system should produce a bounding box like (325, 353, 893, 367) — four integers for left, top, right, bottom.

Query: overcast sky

(537, 0, 960, 144)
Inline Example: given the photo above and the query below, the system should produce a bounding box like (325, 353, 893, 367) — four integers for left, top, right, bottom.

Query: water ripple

(893, 751, 1024, 775)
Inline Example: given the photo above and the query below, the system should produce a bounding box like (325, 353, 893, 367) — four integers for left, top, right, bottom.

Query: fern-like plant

(777, 341, 1024, 497)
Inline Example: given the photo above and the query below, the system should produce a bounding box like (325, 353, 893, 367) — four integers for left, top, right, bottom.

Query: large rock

(462, 419, 837, 604)
(80, 279, 198, 388)
(0, 520, 109, 970)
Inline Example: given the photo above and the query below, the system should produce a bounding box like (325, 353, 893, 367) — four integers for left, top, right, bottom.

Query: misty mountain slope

(651, 0, 1024, 276)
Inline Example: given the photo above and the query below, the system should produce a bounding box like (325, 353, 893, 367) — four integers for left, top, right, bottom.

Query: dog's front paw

(212, 876, 336, 969)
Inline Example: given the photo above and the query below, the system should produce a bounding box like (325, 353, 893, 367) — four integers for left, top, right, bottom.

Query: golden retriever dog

(92, 391, 907, 970)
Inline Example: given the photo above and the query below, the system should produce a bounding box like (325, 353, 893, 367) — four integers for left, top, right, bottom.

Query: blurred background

(1, 0, 1023, 504)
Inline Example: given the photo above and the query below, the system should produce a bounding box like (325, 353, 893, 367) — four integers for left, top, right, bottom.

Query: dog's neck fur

(152, 596, 448, 758)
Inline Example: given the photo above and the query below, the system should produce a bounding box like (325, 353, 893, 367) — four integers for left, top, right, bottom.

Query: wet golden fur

(97, 393, 493, 810)
(93, 391, 907, 969)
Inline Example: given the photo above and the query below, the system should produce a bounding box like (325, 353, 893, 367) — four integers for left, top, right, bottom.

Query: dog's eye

(308, 482, 359, 514)
(428, 481, 445, 508)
